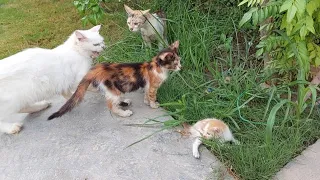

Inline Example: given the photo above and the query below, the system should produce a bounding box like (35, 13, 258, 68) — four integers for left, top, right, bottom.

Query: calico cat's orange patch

(48, 41, 181, 119)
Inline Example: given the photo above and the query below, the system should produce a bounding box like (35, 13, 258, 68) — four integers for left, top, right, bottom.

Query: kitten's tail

(48, 75, 94, 120)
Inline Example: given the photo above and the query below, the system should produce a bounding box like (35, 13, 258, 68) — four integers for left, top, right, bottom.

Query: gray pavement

(274, 139, 320, 180)
(0, 92, 233, 180)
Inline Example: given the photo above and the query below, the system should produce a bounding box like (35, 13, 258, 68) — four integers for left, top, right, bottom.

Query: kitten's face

(124, 5, 150, 32)
(157, 41, 182, 71)
(75, 25, 106, 58)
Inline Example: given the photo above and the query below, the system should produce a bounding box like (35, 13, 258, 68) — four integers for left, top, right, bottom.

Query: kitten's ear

(89, 25, 101, 32)
(124, 4, 134, 15)
(170, 40, 180, 51)
(141, 9, 150, 15)
(75, 30, 87, 42)
(158, 52, 173, 60)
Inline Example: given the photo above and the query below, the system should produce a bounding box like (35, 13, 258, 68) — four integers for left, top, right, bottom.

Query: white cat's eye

(93, 43, 100, 46)
(134, 23, 138, 25)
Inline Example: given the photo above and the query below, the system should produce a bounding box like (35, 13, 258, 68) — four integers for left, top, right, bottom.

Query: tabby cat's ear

(89, 25, 101, 32)
(170, 40, 180, 51)
(75, 31, 87, 42)
(141, 9, 150, 15)
(124, 4, 134, 15)
(158, 52, 173, 60)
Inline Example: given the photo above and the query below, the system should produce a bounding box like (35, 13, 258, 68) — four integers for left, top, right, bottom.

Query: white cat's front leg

(19, 101, 51, 113)
(192, 138, 203, 159)
(0, 121, 23, 134)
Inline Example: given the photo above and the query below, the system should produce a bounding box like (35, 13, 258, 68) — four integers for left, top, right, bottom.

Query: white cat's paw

(150, 102, 160, 109)
(118, 110, 133, 117)
(39, 101, 51, 110)
(193, 150, 200, 159)
(7, 123, 23, 134)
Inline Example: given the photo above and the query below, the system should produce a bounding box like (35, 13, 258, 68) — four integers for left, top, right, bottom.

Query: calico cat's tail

(48, 75, 94, 120)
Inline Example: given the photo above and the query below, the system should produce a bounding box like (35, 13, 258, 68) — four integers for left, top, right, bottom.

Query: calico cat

(0, 25, 105, 134)
(124, 4, 168, 50)
(182, 118, 239, 158)
(48, 41, 181, 119)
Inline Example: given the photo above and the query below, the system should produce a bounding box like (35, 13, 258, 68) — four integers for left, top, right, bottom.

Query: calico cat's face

(74, 25, 106, 58)
(157, 41, 182, 71)
(124, 4, 150, 32)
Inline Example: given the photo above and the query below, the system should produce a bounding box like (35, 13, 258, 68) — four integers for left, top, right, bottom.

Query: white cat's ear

(124, 4, 134, 15)
(141, 9, 150, 15)
(75, 30, 87, 41)
(170, 40, 180, 50)
(89, 25, 101, 32)
(158, 52, 173, 60)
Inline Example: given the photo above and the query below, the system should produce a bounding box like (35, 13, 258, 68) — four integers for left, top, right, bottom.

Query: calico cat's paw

(118, 110, 133, 117)
(150, 102, 160, 109)
(193, 150, 200, 159)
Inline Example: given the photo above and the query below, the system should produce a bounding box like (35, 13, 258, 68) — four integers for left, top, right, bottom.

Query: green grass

(101, 0, 320, 179)
(0, 0, 125, 59)
(1, 0, 320, 179)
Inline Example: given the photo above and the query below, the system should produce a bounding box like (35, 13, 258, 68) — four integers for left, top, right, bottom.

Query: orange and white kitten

(184, 118, 239, 158)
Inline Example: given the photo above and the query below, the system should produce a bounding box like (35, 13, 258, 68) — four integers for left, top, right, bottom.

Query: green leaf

(253, 11, 259, 25)
(239, 8, 258, 27)
(266, 100, 291, 144)
(256, 48, 264, 57)
(294, 0, 306, 15)
(306, 15, 315, 34)
(238, 0, 249, 6)
(280, 0, 293, 12)
(306, 0, 320, 16)
(259, 9, 265, 22)
(315, 57, 320, 67)
(287, 5, 297, 22)
(300, 25, 307, 40)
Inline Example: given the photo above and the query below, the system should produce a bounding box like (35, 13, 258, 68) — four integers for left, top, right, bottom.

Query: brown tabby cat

(48, 41, 181, 119)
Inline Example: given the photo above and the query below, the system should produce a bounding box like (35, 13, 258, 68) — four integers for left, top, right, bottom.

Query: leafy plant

(73, 0, 108, 26)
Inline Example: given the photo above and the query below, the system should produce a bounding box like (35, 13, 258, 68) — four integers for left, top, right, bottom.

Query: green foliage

(239, 0, 320, 142)
(74, 0, 108, 26)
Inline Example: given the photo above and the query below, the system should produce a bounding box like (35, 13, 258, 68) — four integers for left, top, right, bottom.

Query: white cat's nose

(130, 28, 133, 31)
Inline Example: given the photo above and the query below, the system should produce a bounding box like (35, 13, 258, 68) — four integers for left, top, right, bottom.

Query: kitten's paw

(39, 101, 51, 110)
(150, 102, 160, 109)
(118, 110, 133, 117)
(123, 99, 132, 105)
(193, 150, 200, 159)
(7, 123, 23, 134)
(144, 99, 150, 105)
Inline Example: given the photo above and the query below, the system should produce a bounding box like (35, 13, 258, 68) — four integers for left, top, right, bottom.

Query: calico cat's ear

(124, 4, 134, 15)
(169, 40, 180, 51)
(75, 31, 87, 41)
(89, 25, 101, 32)
(158, 52, 173, 61)
(141, 9, 150, 15)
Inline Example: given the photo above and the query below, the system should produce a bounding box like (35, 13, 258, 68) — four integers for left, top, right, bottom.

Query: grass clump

(100, 0, 320, 179)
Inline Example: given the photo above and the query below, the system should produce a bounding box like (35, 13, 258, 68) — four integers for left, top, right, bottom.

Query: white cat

(0, 25, 105, 134)
(124, 4, 168, 50)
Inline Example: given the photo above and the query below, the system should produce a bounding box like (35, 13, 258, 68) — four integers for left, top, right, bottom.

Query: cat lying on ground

(0, 25, 105, 134)
(182, 118, 239, 158)
(48, 40, 181, 119)
(124, 4, 168, 50)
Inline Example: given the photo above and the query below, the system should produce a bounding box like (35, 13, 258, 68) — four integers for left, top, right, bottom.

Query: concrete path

(274, 139, 320, 180)
(0, 92, 233, 180)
